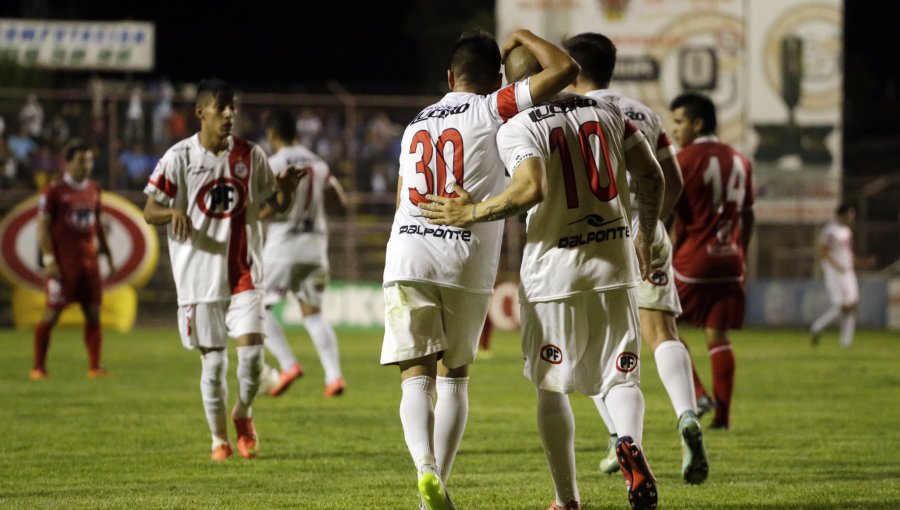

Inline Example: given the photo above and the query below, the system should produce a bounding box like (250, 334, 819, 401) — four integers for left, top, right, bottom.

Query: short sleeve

(253, 145, 277, 202)
(622, 118, 647, 152)
(655, 131, 676, 161)
(496, 120, 541, 176)
(144, 149, 180, 206)
(489, 77, 534, 123)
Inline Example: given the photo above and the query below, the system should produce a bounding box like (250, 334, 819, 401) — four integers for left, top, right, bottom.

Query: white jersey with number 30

(497, 93, 645, 302)
(383, 79, 534, 293)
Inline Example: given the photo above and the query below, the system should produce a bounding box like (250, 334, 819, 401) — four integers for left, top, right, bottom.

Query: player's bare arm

(143, 196, 193, 241)
(625, 138, 665, 279)
(328, 175, 350, 212)
(419, 156, 545, 228)
(267, 165, 306, 214)
(659, 155, 684, 219)
(37, 213, 59, 279)
(501, 29, 579, 103)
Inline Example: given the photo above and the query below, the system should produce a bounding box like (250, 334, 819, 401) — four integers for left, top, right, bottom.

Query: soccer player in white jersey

(421, 46, 665, 510)
(143, 80, 303, 462)
(810, 203, 859, 348)
(257, 110, 348, 398)
(565, 32, 708, 485)
(381, 29, 578, 510)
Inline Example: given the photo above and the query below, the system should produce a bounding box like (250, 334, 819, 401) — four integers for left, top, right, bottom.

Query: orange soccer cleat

(210, 443, 233, 462)
(269, 363, 304, 397)
(29, 369, 48, 380)
(232, 413, 258, 459)
(616, 436, 658, 510)
(323, 377, 345, 398)
(87, 367, 110, 379)
(546, 501, 582, 510)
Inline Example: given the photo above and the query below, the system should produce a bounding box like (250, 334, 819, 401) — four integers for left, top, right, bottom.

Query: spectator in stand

(45, 114, 71, 149)
(296, 108, 322, 148)
(152, 79, 175, 148)
(8, 126, 37, 169)
(20, 93, 44, 139)
(0, 134, 17, 187)
(120, 144, 157, 188)
(33, 143, 62, 189)
(124, 85, 145, 145)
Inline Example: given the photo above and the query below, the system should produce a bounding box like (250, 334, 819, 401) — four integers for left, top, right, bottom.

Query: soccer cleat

(678, 411, 709, 485)
(616, 436, 658, 510)
(546, 501, 582, 509)
(87, 367, 109, 379)
(210, 443, 233, 462)
(323, 377, 346, 398)
(417, 471, 456, 510)
(256, 364, 281, 396)
(232, 413, 259, 459)
(29, 369, 48, 380)
(695, 394, 715, 419)
(599, 434, 620, 475)
(269, 363, 304, 397)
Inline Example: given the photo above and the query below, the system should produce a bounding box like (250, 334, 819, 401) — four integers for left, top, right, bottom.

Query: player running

(381, 29, 578, 510)
(810, 203, 859, 348)
(143, 79, 303, 461)
(564, 32, 708, 484)
(669, 92, 755, 430)
(421, 44, 665, 510)
(31, 141, 114, 380)
(257, 109, 349, 398)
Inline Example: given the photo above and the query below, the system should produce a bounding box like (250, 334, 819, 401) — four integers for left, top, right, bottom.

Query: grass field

(3, 325, 900, 509)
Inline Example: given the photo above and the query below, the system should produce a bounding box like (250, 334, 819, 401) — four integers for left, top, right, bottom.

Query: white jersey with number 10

(383, 79, 534, 293)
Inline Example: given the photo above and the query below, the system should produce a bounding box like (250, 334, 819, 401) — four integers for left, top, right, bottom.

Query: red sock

(85, 321, 102, 370)
(34, 320, 52, 371)
(680, 337, 708, 399)
(709, 341, 735, 427)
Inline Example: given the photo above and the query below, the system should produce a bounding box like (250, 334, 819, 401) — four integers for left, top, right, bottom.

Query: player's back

(384, 81, 532, 293)
(498, 93, 643, 301)
(673, 137, 753, 281)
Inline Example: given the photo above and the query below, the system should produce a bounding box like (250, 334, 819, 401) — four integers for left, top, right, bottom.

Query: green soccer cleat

(678, 410, 709, 485)
(417, 471, 456, 510)
(695, 394, 715, 419)
(599, 434, 620, 475)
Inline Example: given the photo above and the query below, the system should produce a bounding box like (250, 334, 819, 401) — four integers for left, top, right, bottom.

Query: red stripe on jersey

(496, 84, 519, 121)
(624, 118, 639, 138)
(227, 138, 255, 295)
(149, 175, 178, 197)
(657, 131, 672, 150)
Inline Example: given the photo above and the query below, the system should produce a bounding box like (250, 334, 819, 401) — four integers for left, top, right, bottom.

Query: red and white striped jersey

(383, 79, 533, 293)
(145, 134, 276, 304)
(497, 93, 645, 301)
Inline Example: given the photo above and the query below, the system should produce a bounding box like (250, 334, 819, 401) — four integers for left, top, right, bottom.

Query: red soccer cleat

(269, 363, 304, 397)
(210, 443, 233, 462)
(616, 436, 658, 510)
(29, 369, 48, 380)
(323, 377, 345, 398)
(232, 413, 258, 459)
(87, 367, 110, 379)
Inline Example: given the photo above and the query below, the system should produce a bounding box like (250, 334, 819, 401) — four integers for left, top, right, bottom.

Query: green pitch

(3, 326, 899, 509)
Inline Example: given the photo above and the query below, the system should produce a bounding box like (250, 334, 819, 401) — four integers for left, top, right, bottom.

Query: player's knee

(201, 349, 228, 384)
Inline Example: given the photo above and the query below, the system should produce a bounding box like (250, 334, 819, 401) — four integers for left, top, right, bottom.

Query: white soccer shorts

(177, 290, 265, 350)
(381, 281, 491, 368)
(824, 269, 859, 306)
(520, 286, 642, 397)
(263, 259, 329, 309)
(636, 219, 683, 315)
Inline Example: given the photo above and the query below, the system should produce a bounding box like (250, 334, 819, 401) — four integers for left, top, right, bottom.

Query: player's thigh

(520, 292, 589, 394)
(226, 290, 265, 342)
(438, 287, 490, 370)
(178, 301, 229, 350)
(297, 265, 329, 311)
(381, 282, 446, 366)
(262, 258, 293, 307)
(580, 287, 642, 397)
(704, 283, 746, 331)
(639, 307, 679, 350)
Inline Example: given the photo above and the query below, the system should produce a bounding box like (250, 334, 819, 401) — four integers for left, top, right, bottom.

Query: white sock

(200, 349, 228, 447)
(654, 340, 698, 418)
(811, 306, 840, 334)
(400, 375, 436, 471)
(304, 314, 342, 383)
(434, 376, 468, 482)
(536, 389, 579, 506)
(605, 384, 645, 446)
(591, 395, 618, 436)
(264, 309, 298, 370)
(840, 313, 856, 348)
(233, 345, 264, 419)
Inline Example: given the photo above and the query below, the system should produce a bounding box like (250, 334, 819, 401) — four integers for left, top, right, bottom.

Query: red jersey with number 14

(39, 174, 102, 266)
(672, 136, 754, 282)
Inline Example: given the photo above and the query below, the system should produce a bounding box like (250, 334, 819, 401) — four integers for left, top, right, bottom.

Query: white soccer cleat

(256, 363, 281, 397)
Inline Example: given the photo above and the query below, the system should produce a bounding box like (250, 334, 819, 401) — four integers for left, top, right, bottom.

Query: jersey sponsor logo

(540, 344, 563, 364)
(196, 178, 247, 219)
(568, 214, 615, 228)
(558, 218, 630, 249)
(649, 269, 668, 286)
(66, 204, 97, 231)
(528, 97, 598, 122)
(397, 224, 472, 242)
(233, 162, 248, 179)
(410, 103, 470, 124)
(616, 352, 639, 373)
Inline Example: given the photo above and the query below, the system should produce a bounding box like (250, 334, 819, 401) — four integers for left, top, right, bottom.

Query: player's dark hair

(563, 32, 617, 87)
(449, 30, 501, 90)
(196, 79, 235, 107)
(64, 140, 89, 162)
(837, 202, 855, 216)
(670, 92, 717, 134)
(266, 110, 297, 142)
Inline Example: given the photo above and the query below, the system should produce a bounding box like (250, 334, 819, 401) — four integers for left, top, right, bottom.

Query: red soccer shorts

(45, 259, 102, 309)
(675, 279, 745, 330)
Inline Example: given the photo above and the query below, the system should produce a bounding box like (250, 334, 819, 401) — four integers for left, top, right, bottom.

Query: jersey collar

(62, 172, 89, 189)
(692, 135, 719, 145)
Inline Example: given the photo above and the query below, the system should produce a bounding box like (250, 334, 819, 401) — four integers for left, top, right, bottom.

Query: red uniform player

(669, 93, 755, 430)
(31, 141, 114, 380)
